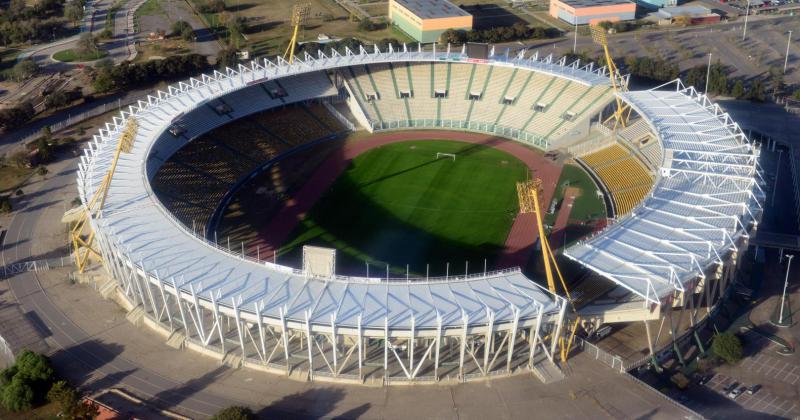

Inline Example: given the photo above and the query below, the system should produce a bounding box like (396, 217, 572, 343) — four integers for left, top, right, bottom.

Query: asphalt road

(0, 157, 244, 418)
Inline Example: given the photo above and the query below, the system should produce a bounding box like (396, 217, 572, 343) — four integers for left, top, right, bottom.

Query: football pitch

(278, 140, 530, 276)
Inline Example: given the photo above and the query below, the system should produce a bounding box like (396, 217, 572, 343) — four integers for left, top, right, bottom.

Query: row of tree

(0, 0, 85, 46)
(683, 62, 788, 101)
(93, 54, 210, 93)
(440, 23, 560, 45)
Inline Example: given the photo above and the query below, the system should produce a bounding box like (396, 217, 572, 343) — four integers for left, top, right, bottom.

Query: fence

(573, 336, 625, 372)
(1, 256, 72, 278)
(17, 97, 140, 147)
(0, 334, 14, 367)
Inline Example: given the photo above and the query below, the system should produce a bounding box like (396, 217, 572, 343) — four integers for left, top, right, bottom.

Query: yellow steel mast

(284, 3, 310, 64)
(517, 178, 579, 362)
(70, 118, 137, 273)
(590, 25, 631, 130)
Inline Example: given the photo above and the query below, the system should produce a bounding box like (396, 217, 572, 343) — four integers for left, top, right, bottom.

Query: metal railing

(573, 336, 625, 373)
(370, 119, 549, 150)
(0, 256, 71, 278)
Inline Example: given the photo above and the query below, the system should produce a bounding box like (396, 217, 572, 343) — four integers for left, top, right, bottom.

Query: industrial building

(647, 5, 722, 24)
(549, 0, 637, 24)
(388, 0, 473, 43)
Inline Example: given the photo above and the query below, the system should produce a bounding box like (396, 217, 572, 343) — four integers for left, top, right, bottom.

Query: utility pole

(705, 52, 712, 95)
(785, 30, 793, 74)
(742, 0, 751, 42)
(573, 18, 578, 54)
(772, 149, 782, 207)
(777, 254, 794, 326)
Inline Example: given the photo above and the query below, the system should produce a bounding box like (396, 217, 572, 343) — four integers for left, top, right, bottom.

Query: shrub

(212, 406, 257, 420)
(199, 0, 225, 13)
(0, 196, 11, 213)
(711, 332, 743, 364)
(47, 381, 99, 420)
(171, 20, 194, 41)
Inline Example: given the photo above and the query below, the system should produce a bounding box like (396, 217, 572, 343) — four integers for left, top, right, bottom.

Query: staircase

(125, 306, 145, 327)
(532, 359, 565, 384)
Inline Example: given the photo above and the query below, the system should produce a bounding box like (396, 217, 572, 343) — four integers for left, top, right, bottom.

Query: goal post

(435, 152, 456, 161)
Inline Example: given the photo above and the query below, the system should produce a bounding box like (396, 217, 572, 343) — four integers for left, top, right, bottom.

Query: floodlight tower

(284, 2, 310, 64)
(517, 179, 579, 362)
(590, 25, 630, 130)
(71, 118, 138, 272)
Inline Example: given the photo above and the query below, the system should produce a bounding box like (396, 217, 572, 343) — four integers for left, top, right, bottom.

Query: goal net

(302, 246, 336, 278)
(435, 152, 456, 161)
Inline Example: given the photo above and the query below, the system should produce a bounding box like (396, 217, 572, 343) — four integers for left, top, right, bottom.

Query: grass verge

(52, 48, 108, 62)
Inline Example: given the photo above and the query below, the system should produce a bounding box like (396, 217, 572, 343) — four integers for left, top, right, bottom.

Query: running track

(252, 130, 563, 270)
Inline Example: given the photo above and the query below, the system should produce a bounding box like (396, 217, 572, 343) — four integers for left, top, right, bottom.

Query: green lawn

(545, 163, 606, 226)
(279, 140, 529, 276)
(52, 48, 108, 62)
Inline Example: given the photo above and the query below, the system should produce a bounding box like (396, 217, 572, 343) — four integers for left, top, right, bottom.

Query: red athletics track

(251, 130, 563, 270)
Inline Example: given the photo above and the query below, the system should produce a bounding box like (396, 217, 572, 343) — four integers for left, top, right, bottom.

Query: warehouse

(549, 0, 637, 24)
(389, 0, 473, 43)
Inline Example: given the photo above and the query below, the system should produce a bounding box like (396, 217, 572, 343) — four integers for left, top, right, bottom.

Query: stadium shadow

(257, 388, 370, 419)
(48, 339, 129, 391)
(146, 365, 229, 411)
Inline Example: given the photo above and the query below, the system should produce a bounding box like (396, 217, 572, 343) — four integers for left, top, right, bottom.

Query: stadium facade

(77, 43, 763, 384)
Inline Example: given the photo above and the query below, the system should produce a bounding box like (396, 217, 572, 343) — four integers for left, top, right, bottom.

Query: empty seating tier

(580, 144, 654, 216)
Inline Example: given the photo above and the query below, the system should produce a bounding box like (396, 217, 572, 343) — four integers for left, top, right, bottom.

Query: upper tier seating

(342, 63, 613, 145)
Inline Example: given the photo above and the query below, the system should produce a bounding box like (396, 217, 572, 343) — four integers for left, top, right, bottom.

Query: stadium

(74, 42, 764, 385)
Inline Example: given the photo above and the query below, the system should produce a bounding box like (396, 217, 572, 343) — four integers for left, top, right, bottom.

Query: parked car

(698, 374, 714, 385)
(747, 384, 762, 395)
(723, 382, 739, 393)
(728, 386, 746, 399)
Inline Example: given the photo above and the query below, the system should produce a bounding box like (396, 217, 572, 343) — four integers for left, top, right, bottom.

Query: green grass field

(545, 163, 606, 225)
(278, 140, 529, 276)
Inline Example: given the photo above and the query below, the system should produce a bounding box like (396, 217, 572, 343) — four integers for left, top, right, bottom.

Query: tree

(65, 3, 84, 25)
(211, 406, 257, 420)
(597, 21, 613, 31)
(0, 102, 36, 131)
(731, 79, 745, 98)
(440, 29, 466, 44)
(1, 377, 34, 411)
(711, 332, 742, 364)
(171, 20, 194, 41)
(47, 381, 100, 420)
(92, 68, 114, 93)
(36, 137, 52, 163)
(77, 33, 98, 55)
(357, 17, 378, 32)
(216, 48, 238, 70)
(10, 59, 39, 82)
(746, 78, 765, 102)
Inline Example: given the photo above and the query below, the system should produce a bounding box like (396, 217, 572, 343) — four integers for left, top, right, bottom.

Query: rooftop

(559, 0, 634, 7)
(393, 0, 471, 19)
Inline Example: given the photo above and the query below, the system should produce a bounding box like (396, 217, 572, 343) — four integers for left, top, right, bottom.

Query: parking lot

(687, 372, 799, 418)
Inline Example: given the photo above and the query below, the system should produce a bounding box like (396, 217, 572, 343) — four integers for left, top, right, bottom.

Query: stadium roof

(565, 84, 764, 304)
(393, 0, 471, 19)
